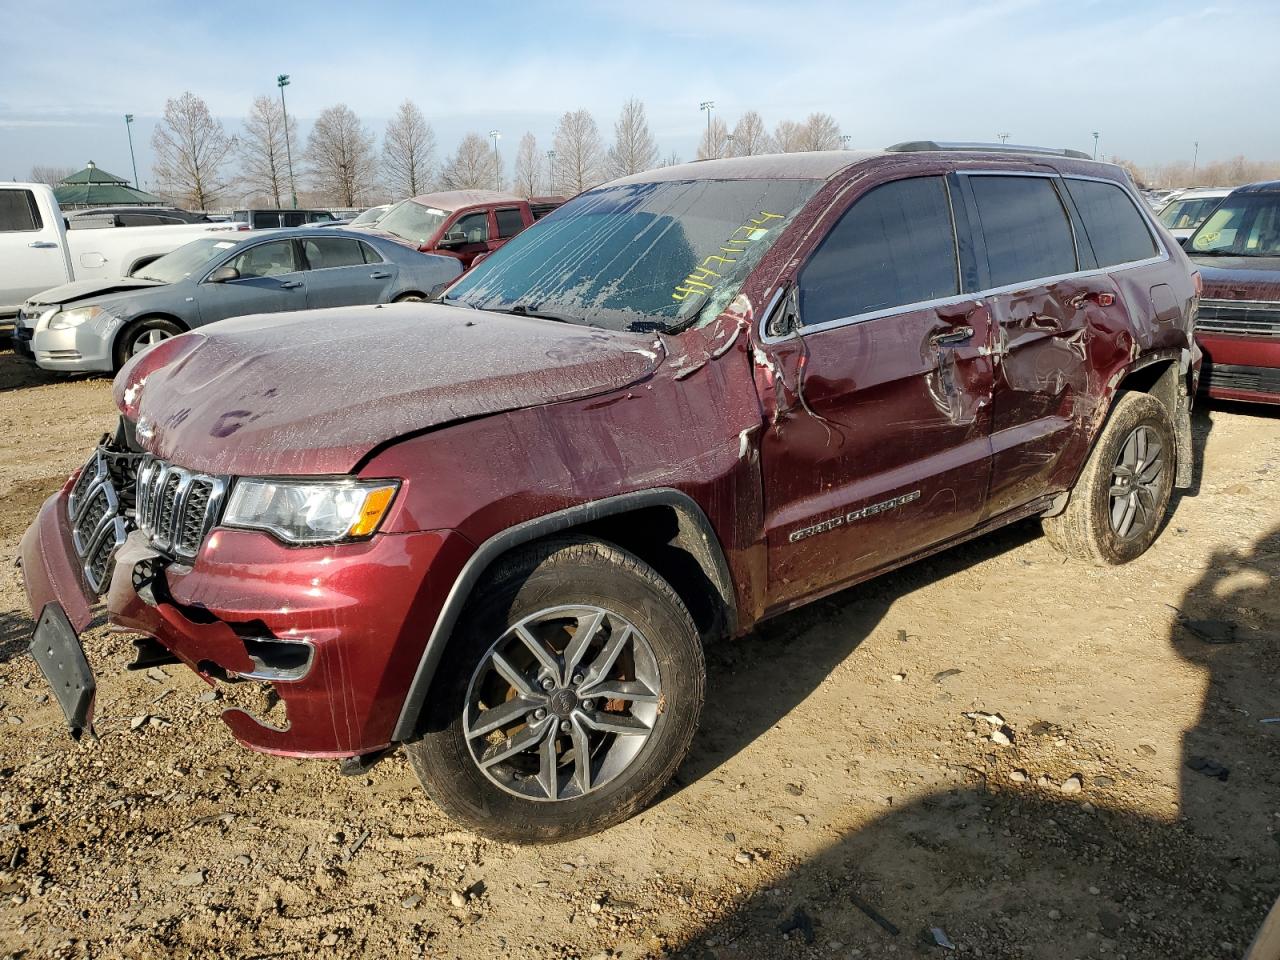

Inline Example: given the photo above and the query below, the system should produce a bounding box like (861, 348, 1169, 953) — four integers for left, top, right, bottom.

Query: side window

(799, 176, 959, 325)
(231, 240, 301, 278)
(119, 213, 164, 226)
(282, 212, 306, 228)
(1065, 179, 1157, 267)
(450, 212, 490, 243)
(495, 207, 525, 239)
(0, 189, 43, 231)
(303, 237, 366, 269)
(357, 241, 383, 264)
(969, 176, 1077, 288)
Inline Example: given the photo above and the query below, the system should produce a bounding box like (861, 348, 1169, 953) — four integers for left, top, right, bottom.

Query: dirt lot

(1, 344, 1278, 960)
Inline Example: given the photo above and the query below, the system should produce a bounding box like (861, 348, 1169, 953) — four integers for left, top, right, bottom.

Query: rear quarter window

(1065, 178, 1158, 267)
(969, 175, 1078, 288)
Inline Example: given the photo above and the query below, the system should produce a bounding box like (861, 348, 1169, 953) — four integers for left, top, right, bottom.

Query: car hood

(1192, 256, 1280, 300)
(26, 277, 163, 308)
(115, 303, 665, 476)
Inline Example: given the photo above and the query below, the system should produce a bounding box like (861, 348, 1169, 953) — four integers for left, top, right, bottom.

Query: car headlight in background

(49, 305, 113, 330)
(223, 479, 399, 544)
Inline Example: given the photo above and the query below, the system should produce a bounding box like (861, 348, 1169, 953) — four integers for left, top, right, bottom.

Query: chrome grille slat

(135, 456, 225, 560)
(1197, 299, 1280, 338)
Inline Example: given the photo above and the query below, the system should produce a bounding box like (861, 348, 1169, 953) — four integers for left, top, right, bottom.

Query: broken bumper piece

(19, 478, 469, 758)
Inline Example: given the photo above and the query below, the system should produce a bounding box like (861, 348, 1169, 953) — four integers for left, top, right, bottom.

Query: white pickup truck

(0, 182, 246, 323)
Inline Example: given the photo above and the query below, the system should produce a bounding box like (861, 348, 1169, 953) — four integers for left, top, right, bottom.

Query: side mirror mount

(208, 264, 240, 283)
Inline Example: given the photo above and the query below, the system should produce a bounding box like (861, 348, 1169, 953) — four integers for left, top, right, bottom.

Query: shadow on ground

(671, 523, 1280, 960)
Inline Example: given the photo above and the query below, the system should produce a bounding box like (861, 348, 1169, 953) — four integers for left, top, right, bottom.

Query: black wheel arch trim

(391, 487, 737, 742)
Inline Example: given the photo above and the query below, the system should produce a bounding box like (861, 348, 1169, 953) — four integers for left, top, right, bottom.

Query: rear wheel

(1042, 391, 1176, 564)
(114, 317, 183, 369)
(404, 537, 704, 843)
(393, 292, 426, 303)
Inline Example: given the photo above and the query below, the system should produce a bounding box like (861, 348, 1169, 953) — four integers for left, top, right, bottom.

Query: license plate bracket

(29, 602, 96, 739)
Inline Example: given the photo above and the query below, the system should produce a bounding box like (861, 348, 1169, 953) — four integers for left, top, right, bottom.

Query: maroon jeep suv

(20, 143, 1200, 842)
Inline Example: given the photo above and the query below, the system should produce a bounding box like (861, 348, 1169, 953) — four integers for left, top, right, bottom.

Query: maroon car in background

(360, 189, 564, 269)
(1186, 180, 1280, 404)
(19, 143, 1200, 843)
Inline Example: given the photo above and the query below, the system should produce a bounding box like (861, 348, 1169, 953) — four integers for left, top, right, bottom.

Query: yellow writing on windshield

(672, 210, 784, 302)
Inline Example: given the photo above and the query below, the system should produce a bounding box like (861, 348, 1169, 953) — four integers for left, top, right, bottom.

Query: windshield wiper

(492, 302, 585, 326)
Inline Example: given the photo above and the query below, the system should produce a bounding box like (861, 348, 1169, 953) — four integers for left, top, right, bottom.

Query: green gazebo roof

(54, 161, 165, 207)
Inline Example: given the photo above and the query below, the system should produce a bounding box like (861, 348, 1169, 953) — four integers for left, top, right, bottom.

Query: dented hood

(27, 277, 163, 307)
(115, 303, 663, 476)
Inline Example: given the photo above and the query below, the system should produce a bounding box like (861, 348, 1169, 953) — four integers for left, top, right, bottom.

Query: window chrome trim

(759, 169, 1170, 344)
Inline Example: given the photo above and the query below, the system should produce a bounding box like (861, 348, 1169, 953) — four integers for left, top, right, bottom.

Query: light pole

(546, 150, 556, 194)
(998, 132, 1010, 144)
(489, 130, 502, 190)
(277, 74, 298, 209)
(1192, 140, 1200, 180)
(124, 114, 139, 188)
(700, 100, 715, 158)
(1092, 131, 1100, 160)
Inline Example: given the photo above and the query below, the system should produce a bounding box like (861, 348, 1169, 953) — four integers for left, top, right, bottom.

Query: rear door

(491, 206, 529, 254)
(300, 236, 396, 307)
(961, 172, 1132, 518)
(195, 238, 308, 325)
(758, 174, 996, 609)
(0, 187, 71, 310)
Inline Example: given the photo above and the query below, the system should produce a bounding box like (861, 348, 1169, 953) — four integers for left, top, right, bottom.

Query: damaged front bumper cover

(18, 443, 466, 758)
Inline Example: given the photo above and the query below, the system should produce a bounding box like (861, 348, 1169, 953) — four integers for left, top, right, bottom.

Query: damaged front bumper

(15, 305, 115, 372)
(19, 438, 470, 758)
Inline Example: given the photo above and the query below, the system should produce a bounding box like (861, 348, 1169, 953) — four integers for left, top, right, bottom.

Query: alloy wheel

(1108, 425, 1164, 540)
(132, 328, 172, 356)
(463, 604, 661, 802)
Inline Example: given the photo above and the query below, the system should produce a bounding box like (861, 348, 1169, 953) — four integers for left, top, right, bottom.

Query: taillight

(1193, 271, 1203, 297)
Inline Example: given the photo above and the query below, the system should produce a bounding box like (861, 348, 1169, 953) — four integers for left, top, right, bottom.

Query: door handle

(28, 241, 58, 249)
(280, 280, 303, 289)
(369, 271, 390, 279)
(930, 325, 974, 346)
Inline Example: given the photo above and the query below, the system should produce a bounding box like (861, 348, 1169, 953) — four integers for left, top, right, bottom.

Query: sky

(2, 0, 1277, 188)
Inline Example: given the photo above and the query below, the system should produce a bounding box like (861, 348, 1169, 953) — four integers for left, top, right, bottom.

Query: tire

(404, 537, 705, 843)
(393, 293, 425, 303)
(114, 317, 183, 370)
(1042, 391, 1177, 565)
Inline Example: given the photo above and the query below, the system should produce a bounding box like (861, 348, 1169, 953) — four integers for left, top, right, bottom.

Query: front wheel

(114, 318, 183, 369)
(1042, 391, 1177, 564)
(404, 537, 705, 843)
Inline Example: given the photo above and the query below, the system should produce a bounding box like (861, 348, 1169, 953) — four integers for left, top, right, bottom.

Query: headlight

(49, 305, 111, 330)
(222, 479, 399, 544)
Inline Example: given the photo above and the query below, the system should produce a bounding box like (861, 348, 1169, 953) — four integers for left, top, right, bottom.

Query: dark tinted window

(302, 237, 365, 269)
(495, 207, 525, 238)
(0, 189, 42, 231)
(281, 212, 307, 228)
(451, 212, 490, 243)
(970, 176, 1077, 287)
(799, 176, 958, 325)
(1066, 179, 1157, 266)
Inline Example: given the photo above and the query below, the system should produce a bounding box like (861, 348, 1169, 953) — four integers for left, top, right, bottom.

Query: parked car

(232, 209, 338, 229)
(0, 183, 247, 325)
(1186, 180, 1280, 404)
(1156, 187, 1230, 242)
(19, 143, 1199, 843)
(361, 190, 565, 269)
(13, 228, 462, 372)
(65, 206, 213, 227)
(349, 204, 391, 227)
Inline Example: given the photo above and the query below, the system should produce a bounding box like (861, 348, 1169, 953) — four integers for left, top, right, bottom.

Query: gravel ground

(1, 345, 1278, 960)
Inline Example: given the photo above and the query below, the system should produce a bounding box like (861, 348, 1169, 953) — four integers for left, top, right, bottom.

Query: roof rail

(886, 140, 1093, 161)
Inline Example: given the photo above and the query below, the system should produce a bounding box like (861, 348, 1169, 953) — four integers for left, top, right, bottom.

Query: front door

(757, 174, 995, 611)
(196, 238, 308, 325)
(0, 187, 71, 310)
(442, 210, 495, 269)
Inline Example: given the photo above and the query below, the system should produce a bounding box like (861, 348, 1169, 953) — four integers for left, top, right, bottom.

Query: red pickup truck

(361, 190, 564, 269)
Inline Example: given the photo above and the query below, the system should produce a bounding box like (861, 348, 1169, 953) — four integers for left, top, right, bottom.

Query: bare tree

(658, 151, 683, 168)
(774, 119, 805, 153)
(440, 132, 499, 190)
(29, 165, 74, 187)
(798, 112, 842, 151)
(383, 99, 436, 199)
(513, 132, 541, 197)
(238, 95, 295, 209)
(552, 109, 605, 194)
(304, 104, 378, 206)
(607, 97, 659, 178)
(730, 111, 774, 156)
(150, 92, 236, 209)
(696, 116, 730, 160)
